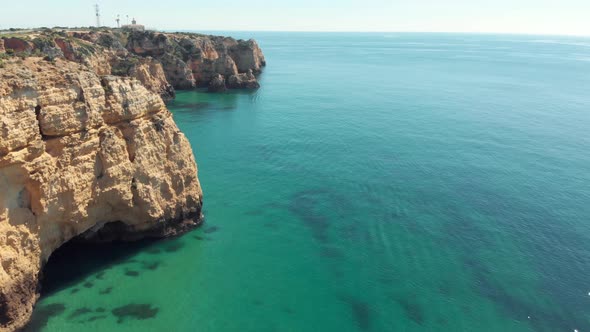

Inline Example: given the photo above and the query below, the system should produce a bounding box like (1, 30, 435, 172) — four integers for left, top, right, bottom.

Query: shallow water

(31, 32, 590, 331)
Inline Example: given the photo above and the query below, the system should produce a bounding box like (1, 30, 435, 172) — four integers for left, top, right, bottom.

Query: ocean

(29, 32, 590, 331)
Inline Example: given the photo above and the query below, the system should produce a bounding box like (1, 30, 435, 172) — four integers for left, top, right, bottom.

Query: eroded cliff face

(1, 29, 266, 101)
(0, 28, 266, 330)
(129, 58, 175, 100)
(0, 57, 203, 331)
(122, 31, 266, 91)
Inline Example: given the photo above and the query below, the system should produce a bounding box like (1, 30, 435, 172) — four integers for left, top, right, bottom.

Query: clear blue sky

(2, 0, 589, 36)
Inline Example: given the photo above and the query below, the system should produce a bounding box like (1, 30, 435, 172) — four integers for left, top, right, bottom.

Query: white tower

(95, 4, 101, 27)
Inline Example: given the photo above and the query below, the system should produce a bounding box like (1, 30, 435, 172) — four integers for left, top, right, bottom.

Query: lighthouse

(122, 17, 145, 31)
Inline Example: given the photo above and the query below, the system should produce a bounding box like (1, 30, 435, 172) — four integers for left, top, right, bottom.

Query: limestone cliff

(0, 56, 203, 330)
(1, 29, 266, 100)
(125, 32, 265, 89)
(0, 28, 265, 330)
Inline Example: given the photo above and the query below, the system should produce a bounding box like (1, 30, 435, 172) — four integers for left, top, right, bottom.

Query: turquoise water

(30, 33, 590, 331)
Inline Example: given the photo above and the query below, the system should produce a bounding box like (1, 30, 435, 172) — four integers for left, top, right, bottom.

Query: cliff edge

(0, 28, 266, 99)
(0, 28, 261, 331)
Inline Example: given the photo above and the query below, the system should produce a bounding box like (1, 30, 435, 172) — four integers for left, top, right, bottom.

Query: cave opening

(39, 226, 158, 297)
(34, 105, 46, 140)
(23, 221, 189, 331)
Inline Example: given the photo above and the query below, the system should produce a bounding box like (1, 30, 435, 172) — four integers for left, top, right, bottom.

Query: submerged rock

(111, 304, 159, 323)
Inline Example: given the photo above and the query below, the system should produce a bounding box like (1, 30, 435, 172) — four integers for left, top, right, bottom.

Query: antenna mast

(116, 14, 120, 28)
(95, 4, 101, 27)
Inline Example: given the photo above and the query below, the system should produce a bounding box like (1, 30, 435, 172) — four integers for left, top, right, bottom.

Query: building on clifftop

(122, 18, 145, 31)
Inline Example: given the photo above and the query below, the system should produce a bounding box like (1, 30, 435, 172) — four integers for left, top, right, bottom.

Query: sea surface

(29, 32, 590, 331)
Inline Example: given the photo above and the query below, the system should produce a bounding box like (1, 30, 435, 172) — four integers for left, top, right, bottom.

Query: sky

(1, 0, 589, 36)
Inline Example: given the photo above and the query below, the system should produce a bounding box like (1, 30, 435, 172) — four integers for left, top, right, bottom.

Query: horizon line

(178, 29, 590, 38)
(2, 26, 589, 38)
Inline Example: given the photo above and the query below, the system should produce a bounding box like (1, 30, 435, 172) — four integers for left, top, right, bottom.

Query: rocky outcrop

(126, 31, 168, 56)
(228, 39, 266, 73)
(227, 70, 260, 89)
(208, 74, 227, 92)
(129, 57, 175, 100)
(159, 54, 196, 90)
(2, 38, 34, 54)
(0, 39, 5, 54)
(52, 38, 112, 76)
(0, 56, 203, 331)
(122, 31, 265, 90)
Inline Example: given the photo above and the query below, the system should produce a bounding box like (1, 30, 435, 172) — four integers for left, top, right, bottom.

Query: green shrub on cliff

(97, 34, 116, 48)
(32, 36, 55, 51)
(43, 55, 56, 63)
(111, 56, 140, 76)
(100, 79, 114, 94)
(97, 33, 126, 50)
(73, 40, 97, 57)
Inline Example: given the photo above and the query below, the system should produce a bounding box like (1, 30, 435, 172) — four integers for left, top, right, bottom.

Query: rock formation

(5, 30, 270, 331)
(125, 31, 266, 91)
(208, 74, 227, 92)
(1, 29, 265, 101)
(0, 28, 264, 330)
(129, 57, 175, 100)
(227, 69, 260, 89)
(2, 38, 33, 54)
